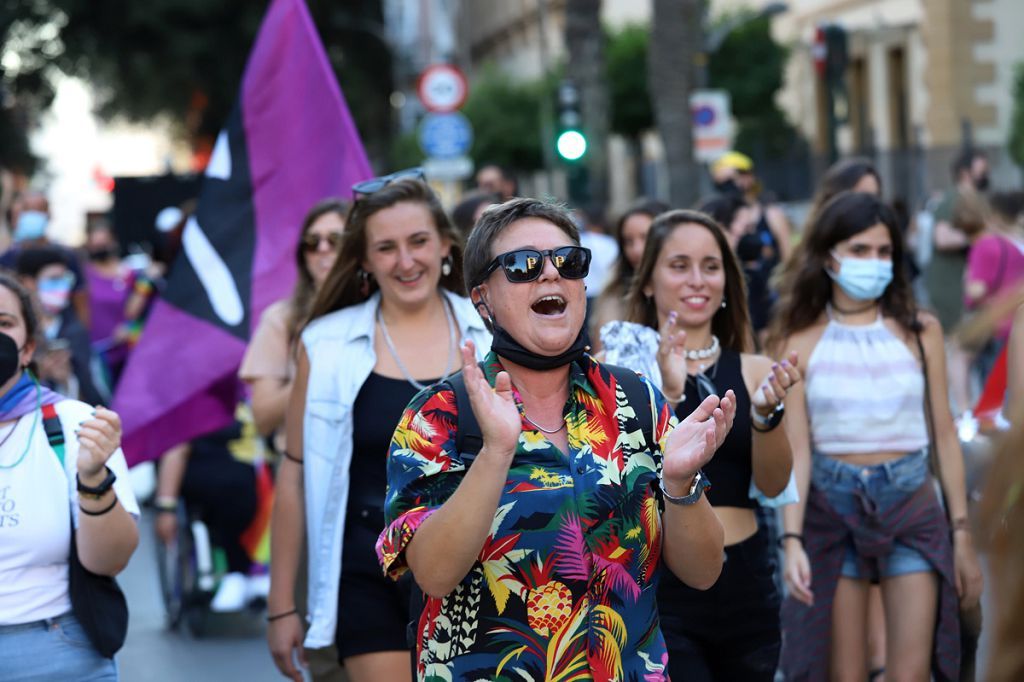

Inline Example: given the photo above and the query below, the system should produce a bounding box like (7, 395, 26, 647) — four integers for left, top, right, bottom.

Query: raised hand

(751, 351, 801, 416)
(656, 311, 687, 402)
(662, 390, 736, 488)
(460, 340, 521, 463)
(76, 406, 123, 479)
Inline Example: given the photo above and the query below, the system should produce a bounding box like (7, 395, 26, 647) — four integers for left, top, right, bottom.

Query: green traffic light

(556, 130, 587, 161)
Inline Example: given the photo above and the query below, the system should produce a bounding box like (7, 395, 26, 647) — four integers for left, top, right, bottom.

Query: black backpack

(405, 362, 656, 651)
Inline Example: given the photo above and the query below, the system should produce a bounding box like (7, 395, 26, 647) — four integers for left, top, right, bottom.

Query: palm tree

(565, 0, 610, 212)
(648, 0, 705, 207)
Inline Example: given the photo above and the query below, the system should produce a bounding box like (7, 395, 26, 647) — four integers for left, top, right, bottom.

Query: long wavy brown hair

(626, 209, 752, 353)
(286, 198, 350, 343)
(768, 191, 919, 351)
(308, 178, 464, 323)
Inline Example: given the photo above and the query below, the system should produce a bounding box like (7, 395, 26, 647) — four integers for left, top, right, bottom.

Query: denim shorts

(811, 449, 934, 580)
(0, 612, 117, 681)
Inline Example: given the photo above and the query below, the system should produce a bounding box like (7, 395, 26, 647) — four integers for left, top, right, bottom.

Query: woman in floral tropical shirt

(377, 198, 736, 682)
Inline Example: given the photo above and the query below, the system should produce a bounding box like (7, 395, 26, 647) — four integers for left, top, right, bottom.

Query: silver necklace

(522, 411, 565, 434)
(683, 334, 719, 361)
(377, 298, 456, 391)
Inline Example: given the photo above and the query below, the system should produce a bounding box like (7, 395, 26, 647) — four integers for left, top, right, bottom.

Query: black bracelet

(777, 532, 804, 549)
(266, 608, 299, 623)
(79, 497, 119, 516)
(283, 451, 303, 465)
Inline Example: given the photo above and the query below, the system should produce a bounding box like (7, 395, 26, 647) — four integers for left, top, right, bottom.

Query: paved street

(117, 511, 281, 682)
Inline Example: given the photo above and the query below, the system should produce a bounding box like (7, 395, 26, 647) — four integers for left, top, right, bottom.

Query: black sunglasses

(351, 167, 426, 199)
(483, 246, 592, 283)
(301, 231, 343, 253)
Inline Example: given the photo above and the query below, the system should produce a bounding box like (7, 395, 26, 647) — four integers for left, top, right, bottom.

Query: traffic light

(556, 80, 587, 162)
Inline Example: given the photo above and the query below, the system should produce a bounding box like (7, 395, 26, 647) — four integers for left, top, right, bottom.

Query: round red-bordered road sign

(417, 64, 469, 113)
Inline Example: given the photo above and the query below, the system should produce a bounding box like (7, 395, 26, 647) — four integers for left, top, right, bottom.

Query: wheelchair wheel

(156, 505, 195, 630)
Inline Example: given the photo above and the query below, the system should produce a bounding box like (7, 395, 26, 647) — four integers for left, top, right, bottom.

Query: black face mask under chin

(474, 290, 587, 371)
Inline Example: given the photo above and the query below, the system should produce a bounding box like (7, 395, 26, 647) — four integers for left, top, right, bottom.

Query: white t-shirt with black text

(0, 399, 139, 625)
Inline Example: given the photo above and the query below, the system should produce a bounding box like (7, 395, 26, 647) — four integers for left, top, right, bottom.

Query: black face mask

(0, 334, 21, 385)
(714, 178, 742, 197)
(974, 174, 990, 192)
(474, 289, 587, 371)
(88, 247, 118, 262)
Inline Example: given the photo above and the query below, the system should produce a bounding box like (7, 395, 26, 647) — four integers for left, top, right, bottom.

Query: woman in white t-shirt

(0, 273, 139, 681)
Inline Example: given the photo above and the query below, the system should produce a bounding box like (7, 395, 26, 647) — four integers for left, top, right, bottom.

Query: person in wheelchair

(154, 404, 269, 613)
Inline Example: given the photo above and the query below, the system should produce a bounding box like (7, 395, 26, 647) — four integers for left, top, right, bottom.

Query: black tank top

(349, 373, 437, 510)
(674, 349, 755, 508)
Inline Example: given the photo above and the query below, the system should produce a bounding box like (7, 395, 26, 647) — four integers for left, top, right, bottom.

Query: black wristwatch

(660, 470, 711, 506)
(751, 402, 785, 432)
(77, 466, 117, 500)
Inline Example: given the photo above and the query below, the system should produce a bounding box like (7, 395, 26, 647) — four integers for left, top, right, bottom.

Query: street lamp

(697, 2, 789, 88)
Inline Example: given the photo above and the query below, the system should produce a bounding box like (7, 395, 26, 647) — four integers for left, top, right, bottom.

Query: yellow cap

(712, 151, 754, 174)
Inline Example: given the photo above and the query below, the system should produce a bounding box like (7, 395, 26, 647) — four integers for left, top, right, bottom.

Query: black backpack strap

(604, 364, 656, 451)
(448, 363, 485, 460)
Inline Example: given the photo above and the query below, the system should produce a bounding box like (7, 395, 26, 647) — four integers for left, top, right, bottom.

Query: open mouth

(397, 272, 423, 284)
(531, 294, 567, 316)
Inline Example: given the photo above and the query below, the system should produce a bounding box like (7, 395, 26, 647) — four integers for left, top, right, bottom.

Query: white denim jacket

(300, 290, 491, 648)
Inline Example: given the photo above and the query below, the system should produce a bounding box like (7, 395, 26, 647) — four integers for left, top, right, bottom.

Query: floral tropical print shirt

(377, 352, 678, 682)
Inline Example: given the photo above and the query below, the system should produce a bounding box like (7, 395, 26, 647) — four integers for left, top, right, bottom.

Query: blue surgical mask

(14, 211, 48, 243)
(37, 274, 74, 315)
(827, 253, 893, 301)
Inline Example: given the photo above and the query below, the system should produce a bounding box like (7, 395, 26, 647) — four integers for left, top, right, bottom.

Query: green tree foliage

(707, 13, 799, 157)
(461, 64, 547, 173)
(1010, 62, 1024, 170)
(0, 1, 393, 164)
(606, 24, 652, 139)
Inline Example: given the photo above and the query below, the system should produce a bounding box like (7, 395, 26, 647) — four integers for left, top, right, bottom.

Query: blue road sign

(419, 112, 473, 159)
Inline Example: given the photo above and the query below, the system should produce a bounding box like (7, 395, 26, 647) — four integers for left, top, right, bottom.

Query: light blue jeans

(0, 612, 117, 681)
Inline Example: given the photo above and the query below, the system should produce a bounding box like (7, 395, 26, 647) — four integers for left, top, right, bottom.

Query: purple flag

(114, 0, 372, 465)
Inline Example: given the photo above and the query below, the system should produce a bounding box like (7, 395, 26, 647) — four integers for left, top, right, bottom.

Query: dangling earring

(359, 269, 371, 297)
(441, 255, 452, 277)
(720, 298, 727, 309)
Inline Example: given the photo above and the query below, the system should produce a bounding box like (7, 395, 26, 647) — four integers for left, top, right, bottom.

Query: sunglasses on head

(483, 246, 592, 283)
(351, 167, 426, 199)
(301, 231, 343, 253)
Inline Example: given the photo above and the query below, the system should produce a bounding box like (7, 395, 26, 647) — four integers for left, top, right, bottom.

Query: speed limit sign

(416, 64, 469, 113)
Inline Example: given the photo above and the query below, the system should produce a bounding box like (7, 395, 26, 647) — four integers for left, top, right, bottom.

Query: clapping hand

(460, 340, 520, 463)
(656, 311, 687, 402)
(662, 390, 736, 491)
(751, 351, 801, 417)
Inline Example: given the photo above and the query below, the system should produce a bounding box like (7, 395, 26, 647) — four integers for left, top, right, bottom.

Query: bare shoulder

(740, 352, 774, 377)
(775, 321, 828, 370)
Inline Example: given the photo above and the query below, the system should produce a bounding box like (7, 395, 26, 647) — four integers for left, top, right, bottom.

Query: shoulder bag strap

(915, 329, 950, 518)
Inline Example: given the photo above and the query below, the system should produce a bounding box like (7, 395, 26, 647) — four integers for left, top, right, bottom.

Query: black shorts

(335, 505, 412, 660)
(658, 524, 782, 682)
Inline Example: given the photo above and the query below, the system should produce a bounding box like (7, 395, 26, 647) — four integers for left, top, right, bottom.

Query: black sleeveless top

(350, 373, 437, 511)
(674, 349, 755, 508)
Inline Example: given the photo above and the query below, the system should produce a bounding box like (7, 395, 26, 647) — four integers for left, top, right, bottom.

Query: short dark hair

(952, 148, 984, 182)
(463, 198, 581, 292)
(16, 247, 69, 279)
(451, 190, 501, 238)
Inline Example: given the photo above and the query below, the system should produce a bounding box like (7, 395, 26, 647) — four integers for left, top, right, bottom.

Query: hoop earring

(441, 256, 452, 277)
(359, 269, 371, 297)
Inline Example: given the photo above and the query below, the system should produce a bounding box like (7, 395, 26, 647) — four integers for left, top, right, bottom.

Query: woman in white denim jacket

(267, 177, 491, 682)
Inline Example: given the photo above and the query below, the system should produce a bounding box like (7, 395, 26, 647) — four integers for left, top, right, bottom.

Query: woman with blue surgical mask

(15, 248, 105, 405)
(768, 191, 983, 681)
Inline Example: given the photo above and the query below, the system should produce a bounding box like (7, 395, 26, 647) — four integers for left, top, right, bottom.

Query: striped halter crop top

(804, 308, 928, 455)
